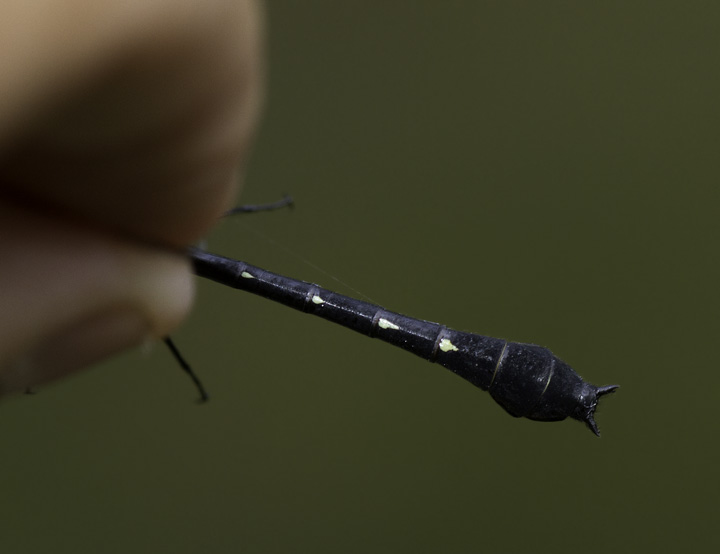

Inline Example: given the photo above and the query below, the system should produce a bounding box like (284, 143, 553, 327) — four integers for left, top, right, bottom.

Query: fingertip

(0, 201, 196, 394)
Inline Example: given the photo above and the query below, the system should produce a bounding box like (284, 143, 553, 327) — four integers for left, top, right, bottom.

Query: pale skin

(0, 0, 264, 394)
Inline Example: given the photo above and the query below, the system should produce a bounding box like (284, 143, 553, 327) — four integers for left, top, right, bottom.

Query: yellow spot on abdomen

(311, 295, 325, 304)
(378, 318, 400, 330)
(241, 271, 254, 279)
(439, 338, 459, 352)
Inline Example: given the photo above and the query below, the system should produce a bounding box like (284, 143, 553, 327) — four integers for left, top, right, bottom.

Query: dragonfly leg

(166, 194, 293, 402)
(224, 194, 293, 217)
(163, 337, 209, 403)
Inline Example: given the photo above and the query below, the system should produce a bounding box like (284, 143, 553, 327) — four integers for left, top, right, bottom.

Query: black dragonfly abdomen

(190, 249, 617, 436)
(431, 327, 617, 435)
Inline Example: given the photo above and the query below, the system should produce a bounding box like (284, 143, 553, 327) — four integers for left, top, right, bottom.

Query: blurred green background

(2, 1, 719, 552)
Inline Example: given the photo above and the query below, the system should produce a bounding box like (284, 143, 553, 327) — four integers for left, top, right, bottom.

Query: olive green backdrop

(2, 2, 718, 552)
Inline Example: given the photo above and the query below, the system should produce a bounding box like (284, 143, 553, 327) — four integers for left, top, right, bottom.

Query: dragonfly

(168, 196, 618, 436)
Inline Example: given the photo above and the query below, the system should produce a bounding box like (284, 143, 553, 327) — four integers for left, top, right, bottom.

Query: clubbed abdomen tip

(582, 384, 619, 437)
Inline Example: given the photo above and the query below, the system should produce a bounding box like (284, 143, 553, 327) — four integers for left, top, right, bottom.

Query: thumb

(0, 201, 193, 395)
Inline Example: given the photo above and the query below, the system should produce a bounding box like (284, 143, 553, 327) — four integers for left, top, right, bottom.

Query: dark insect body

(169, 196, 617, 436)
(188, 247, 617, 436)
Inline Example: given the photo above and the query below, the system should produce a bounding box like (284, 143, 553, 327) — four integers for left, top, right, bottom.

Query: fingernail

(0, 309, 149, 396)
